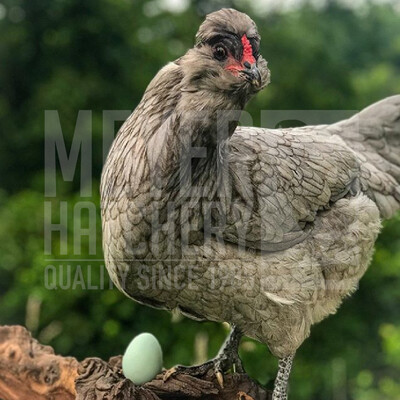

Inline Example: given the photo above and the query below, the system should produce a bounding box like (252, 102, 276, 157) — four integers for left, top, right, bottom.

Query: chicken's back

(329, 95, 400, 218)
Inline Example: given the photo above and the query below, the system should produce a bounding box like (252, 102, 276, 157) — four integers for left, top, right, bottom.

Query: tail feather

(336, 95, 400, 218)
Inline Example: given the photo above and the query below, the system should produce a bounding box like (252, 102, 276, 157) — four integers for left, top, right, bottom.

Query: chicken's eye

(213, 45, 227, 61)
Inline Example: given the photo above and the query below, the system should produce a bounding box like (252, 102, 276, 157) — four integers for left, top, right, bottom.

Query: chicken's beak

(242, 64, 262, 88)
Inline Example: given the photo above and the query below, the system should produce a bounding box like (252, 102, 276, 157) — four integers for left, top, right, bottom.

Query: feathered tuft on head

(195, 8, 260, 46)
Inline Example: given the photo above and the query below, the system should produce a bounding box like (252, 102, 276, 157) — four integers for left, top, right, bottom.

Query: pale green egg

(122, 332, 163, 385)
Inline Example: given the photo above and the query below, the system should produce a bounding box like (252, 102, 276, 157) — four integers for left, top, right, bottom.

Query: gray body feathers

(100, 18, 399, 357)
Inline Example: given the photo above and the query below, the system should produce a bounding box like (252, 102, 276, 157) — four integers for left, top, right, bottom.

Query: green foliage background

(0, 0, 399, 399)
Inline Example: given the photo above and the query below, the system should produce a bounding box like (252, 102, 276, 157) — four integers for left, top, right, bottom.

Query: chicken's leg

(215, 324, 244, 375)
(164, 325, 244, 387)
(272, 354, 295, 400)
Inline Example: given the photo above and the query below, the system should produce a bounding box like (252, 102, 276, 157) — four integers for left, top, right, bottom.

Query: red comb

(241, 35, 256, 65)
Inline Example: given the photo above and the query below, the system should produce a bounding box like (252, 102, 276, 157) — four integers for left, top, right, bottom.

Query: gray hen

(101, 8, 400, 399)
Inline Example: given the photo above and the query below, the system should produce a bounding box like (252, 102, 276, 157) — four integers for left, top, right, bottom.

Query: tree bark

(0, 325, 271, 400)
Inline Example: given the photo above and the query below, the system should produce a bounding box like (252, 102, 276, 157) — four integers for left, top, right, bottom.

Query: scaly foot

(164, 325, 244, 388)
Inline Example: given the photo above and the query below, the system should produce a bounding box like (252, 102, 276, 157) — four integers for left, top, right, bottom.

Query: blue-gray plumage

(101, 8, 400, 399)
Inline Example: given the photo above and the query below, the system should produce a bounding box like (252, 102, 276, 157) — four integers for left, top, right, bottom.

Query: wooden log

(0, 326, 271, 400)
(0, 325, 78, 400)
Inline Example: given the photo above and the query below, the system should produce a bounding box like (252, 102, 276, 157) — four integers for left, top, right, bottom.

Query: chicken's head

(180, 8, 270, 99)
